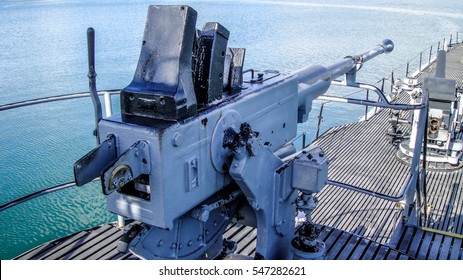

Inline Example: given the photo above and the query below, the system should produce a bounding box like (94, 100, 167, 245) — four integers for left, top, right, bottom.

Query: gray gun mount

(74, 5, 394, 260)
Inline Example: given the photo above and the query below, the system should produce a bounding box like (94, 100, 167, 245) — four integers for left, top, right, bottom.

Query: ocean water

(0, 0, 462, 259)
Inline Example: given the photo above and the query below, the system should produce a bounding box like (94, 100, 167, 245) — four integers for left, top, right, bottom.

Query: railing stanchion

(429, 46, 433, 64)
(419, 52, 422, 71)
(316, 103, 325, 139)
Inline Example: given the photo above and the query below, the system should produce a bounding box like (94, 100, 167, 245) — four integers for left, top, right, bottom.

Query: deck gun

(74, 5, 394, 260)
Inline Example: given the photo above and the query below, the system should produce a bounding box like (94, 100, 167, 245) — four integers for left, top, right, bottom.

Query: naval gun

(74, 5, 394, 260)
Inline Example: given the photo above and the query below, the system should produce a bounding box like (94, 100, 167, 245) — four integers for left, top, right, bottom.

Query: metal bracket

(102, 141, 150, 195)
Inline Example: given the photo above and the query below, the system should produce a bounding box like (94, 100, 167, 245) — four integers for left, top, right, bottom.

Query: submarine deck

(15, 221, 462, 260)
(15, 222, 414, 260)
(15, 43, 463, 261)
(311, 43, 463, 245)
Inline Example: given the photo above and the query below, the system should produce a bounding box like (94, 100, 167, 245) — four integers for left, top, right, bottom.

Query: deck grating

(310, 44, 463, 246)
(393, 225, 463, 260)
(15, 222, 411, 260)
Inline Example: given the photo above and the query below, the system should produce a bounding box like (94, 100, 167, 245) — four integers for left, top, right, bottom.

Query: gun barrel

(296, 39, 394, 107)
(327, 38, 394, 80)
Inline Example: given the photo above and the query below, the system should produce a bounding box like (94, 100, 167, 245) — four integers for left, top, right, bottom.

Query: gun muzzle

(295, 39, 394, 122)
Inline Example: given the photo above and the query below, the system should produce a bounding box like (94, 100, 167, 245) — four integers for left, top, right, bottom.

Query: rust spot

(201, 118, 208, 127)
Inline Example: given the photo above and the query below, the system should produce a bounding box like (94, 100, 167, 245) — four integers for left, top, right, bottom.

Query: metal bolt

(171, 243, 177, 249)
(158, 240, 164, 247)
(172, 132, 184, 147)
(118, 179, 125, 187)
(188, 240, 193, 246)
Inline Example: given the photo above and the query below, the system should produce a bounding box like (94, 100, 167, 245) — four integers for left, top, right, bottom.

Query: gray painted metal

(295, 39, 394, 122)
(89, 20, 392, 258)
(435, 50, 447, 78)
(94, 40, 391, 259)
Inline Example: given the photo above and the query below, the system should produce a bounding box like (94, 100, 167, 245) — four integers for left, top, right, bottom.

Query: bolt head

(172, 133, 184, 147)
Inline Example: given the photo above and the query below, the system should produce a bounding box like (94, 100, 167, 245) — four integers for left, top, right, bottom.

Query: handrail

(1, 181, 72, 211)
(0, 178, 100, 212)
(0, 88, 120, 212)
(325, 88, 429, 210)
(0, 89, 121, 112)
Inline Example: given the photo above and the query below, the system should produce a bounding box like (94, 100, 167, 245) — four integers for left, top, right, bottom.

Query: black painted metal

(74, 135, 117, 187)
(0, 181, 77, 212)
(87, 27, 102, 144)
(120, 5, 198, 122)
(194, 22, 229, 106)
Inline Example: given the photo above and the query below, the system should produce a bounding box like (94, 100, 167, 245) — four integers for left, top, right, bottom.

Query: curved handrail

(0, 181, 76, 211)
(0, 179, 100, 212)
(0, 90, 119, 212)
(0, 89, 121, 112)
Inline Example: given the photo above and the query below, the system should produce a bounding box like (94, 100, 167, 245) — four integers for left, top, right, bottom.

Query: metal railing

(0, 89, 119, 212)
(0, 89, 120, 112)
(0, 179, 99, 212)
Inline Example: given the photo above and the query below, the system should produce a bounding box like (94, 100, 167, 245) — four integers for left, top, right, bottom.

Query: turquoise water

(0, 0, 462, 259)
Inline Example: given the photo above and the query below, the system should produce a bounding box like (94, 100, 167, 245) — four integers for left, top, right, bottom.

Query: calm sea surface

(1, 0, 462, 259)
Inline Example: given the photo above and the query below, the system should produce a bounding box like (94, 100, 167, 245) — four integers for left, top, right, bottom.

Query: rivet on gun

(172, 132, 184, 147)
